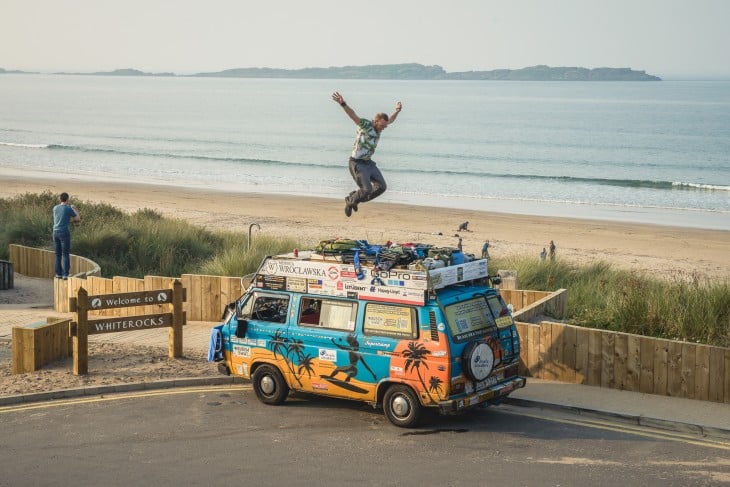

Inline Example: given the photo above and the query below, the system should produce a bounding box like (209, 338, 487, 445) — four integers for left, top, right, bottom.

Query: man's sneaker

(344, 198, 353, 217)
(54, 275, 62, 279)
(348, 192, 359, 212)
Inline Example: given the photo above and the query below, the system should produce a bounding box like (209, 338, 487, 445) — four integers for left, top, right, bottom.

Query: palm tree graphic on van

(403, 341, 441, 402)
(428, 376, 444, 396)
(267, 328, 314, 387)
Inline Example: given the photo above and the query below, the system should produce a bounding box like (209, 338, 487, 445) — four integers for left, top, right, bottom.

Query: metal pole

(248, 223, 261, 251)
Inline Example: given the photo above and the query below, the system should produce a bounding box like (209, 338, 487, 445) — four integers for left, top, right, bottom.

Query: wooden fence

(53, 273, 247, 321)
(9, 244, 100, 279)
(516, 321, 730, 404)
(501, 289, 567, 321)
(55, 276, 542, 322)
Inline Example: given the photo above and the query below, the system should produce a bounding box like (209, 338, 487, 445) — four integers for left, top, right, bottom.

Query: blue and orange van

(213, 245, 525, 427)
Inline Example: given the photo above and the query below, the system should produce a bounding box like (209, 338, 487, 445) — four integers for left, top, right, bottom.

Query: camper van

(212, 243, 525, 427)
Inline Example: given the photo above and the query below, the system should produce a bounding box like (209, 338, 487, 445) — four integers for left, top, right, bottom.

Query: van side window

(298, 297, 357, 332)
(363, 303, 418, 339)
(246, 294, 289, 324)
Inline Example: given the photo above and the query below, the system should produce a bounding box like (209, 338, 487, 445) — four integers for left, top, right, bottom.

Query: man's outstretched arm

(388, 101, 402, 125)
(332, 91, 361, 125)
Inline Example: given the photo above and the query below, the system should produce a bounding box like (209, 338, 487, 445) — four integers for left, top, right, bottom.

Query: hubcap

(392, 395, 410, 417)
(260, 375, 275, 395)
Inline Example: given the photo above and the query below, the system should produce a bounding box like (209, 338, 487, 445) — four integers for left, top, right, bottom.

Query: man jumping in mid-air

(332, 91, 402, 217)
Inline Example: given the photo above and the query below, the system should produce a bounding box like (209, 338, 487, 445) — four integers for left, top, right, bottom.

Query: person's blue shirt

(53, 204, 77, 232)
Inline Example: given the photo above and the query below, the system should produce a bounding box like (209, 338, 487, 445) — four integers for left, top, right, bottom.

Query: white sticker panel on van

(233, 345, 251, 358)
(318, 348, 337, 362)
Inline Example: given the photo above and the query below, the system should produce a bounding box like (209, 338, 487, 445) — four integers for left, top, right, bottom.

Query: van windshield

(443, 297, 498, 343)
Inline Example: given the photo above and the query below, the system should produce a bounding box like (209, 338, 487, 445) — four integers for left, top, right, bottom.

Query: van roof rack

(252, 250, 489, 306)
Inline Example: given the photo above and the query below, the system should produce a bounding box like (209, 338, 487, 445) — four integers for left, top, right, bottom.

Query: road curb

(503, 397, 730, 442)
(0, 376, 248, 407)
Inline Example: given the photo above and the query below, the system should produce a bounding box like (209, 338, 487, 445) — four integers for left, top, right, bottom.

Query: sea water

(0, 74, 728, 230)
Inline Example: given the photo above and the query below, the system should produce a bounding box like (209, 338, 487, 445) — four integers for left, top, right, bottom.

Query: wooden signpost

(69, 279, 185, 375)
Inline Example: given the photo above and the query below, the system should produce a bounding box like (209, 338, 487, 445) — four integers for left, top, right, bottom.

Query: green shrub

(491, 254, 730, 347)
(199, 233, 300, 277)
(0, 192, 58, 258)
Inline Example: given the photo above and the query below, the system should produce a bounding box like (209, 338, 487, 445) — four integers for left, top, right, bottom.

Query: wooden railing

(9, 244, 100, 279)
(56, 278, 546, 322)
(500, 288, 567, 321)
(53, 273, 248, 321)
(516, 321, 730, 404)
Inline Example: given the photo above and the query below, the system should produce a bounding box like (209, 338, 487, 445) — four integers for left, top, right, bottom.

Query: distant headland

(1, 64, 661, 81)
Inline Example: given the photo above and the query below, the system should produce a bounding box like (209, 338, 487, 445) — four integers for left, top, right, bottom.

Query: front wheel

(252, 364, 289, 405)
(383, 384, 423, 428)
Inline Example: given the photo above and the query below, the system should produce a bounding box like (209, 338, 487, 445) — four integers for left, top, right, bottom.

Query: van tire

(252, 364, 289, 405)
(383, 384, 422, 428)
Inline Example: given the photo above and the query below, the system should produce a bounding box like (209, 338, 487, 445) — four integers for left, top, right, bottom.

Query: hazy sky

(2, 0, 729, 78)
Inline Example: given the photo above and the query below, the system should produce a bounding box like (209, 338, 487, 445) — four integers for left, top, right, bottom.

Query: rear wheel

(252, 364, 289, 405)
(383, 384, 422, 428)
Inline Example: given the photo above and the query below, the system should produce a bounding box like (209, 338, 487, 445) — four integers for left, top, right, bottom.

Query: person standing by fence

(52, 192, 81, 279)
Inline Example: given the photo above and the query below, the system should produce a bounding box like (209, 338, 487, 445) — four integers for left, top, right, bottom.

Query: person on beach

(52, 192, 80, 279)
(332, 91, 402, 217)
(481, 239, 491, 259)
(549, 240, 556, 260)
(540, 247, 547, 261)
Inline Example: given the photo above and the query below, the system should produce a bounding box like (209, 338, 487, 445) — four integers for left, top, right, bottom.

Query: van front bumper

(438, 376, 526, 414)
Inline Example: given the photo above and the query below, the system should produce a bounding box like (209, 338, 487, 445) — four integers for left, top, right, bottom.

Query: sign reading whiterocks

(86, 313, 173, 334)
(69, 280, 185, 375)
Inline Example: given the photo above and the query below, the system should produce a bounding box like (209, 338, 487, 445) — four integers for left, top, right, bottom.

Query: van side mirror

(235, 320, 248, 338)
(221, 301, 236, 322)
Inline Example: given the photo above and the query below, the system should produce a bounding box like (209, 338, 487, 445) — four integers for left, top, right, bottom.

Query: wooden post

(169, 279, 183, 358)
(73, 286, 89, 375)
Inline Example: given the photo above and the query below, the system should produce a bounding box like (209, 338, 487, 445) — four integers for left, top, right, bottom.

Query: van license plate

(476, 373, 504, 391)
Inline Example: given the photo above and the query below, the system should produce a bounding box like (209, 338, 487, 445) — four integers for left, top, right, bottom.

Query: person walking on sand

(549, 240, 556, 260)
(52, 192, 81, 279)
(332, 91, 402, 217)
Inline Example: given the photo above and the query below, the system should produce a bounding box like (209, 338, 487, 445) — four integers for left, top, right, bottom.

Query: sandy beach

(2, 173, 729, 280)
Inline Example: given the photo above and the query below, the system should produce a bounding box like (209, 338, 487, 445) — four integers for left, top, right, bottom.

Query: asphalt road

(2, 385, 729, 486)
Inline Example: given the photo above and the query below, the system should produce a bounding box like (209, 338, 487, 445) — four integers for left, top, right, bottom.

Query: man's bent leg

(350, 160, 374, 205)
(362, 164, 387, 202)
